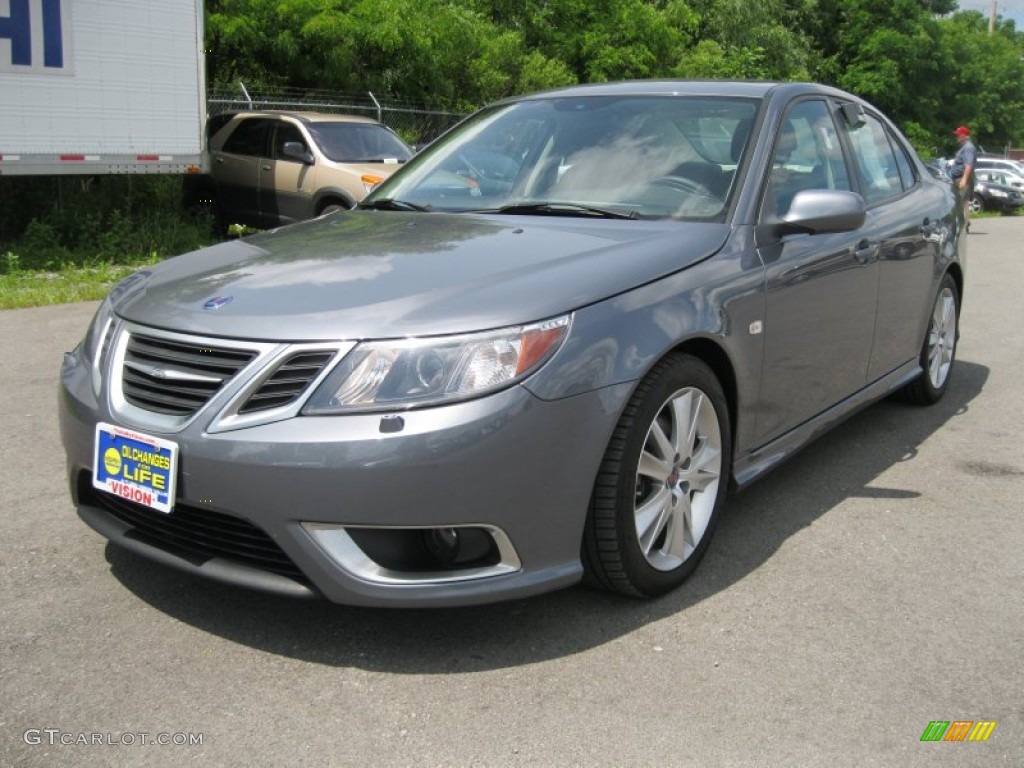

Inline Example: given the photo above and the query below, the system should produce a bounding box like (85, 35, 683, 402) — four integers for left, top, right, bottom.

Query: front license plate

(93, 423, 178, 514)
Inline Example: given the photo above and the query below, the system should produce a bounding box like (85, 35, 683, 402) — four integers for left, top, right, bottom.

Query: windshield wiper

(482, 201, 639, 220)
(359, 198, 431, 212)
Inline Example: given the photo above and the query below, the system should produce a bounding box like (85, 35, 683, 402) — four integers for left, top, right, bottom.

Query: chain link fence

(208, 83, 470, 146)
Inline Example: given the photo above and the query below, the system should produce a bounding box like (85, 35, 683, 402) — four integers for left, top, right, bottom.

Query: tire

(317, 199, 351, 217)
(969, 195, 984, 214)
(899, 273, 959, 405)
(583, 354, 731, 597)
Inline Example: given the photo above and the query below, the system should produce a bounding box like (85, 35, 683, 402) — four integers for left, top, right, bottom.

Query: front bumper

(59, 346, 630, 607)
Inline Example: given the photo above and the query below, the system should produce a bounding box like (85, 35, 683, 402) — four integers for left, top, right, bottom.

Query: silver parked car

(59, 81, 964, 607)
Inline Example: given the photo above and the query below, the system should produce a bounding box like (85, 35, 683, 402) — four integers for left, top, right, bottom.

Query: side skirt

(731, 360, 921, 489)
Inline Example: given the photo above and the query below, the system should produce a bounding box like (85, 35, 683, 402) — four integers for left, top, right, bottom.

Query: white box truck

(0, 0, 206, 175)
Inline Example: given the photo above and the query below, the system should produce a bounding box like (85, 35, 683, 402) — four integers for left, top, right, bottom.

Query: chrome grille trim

(122, 333, 258, 415)
(207, 342, 355, 434)
(110, 324, 279, 433)
(238, 350, 336, 414)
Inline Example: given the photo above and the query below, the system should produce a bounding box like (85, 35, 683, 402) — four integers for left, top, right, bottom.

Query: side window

(763, 100, 851, 218)
(843, 113, 905, 206)
(222, 118, 270, 157)
(892, 138, 917, 191)
(272, 122, 307, 160)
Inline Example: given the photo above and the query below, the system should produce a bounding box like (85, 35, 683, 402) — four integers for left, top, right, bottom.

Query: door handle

(920, 218, 942, 241)
(853, 240, 879, 264)
(261, 164, 272, 172)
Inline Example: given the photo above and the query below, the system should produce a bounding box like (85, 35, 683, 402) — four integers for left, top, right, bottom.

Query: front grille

(122, 334, 257, 416)
(238, 351, 335, 414)
(83, 476, 308, 584)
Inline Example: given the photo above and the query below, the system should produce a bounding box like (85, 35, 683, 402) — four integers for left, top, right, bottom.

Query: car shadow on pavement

(105, 360, 988, 673)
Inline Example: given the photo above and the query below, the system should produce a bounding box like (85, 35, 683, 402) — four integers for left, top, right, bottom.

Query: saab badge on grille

(203, 296, 233, 310)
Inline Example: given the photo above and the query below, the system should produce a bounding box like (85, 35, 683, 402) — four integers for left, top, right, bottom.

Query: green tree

(206, 0, 573, 107)
(831, 0, 944, 123)
(934, 11, 1024, 153)
(681, 0, 816, 80)
(473, 0, 699, 82)
(202, 0, 1024, 150)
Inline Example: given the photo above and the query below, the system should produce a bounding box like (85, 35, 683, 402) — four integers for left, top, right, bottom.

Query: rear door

(842, 112, 952, 381)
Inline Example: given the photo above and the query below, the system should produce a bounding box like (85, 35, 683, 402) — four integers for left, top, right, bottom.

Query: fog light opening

(304, 523, 522, 582)
(424, 527, 460, 565)
(421, 526, 497, 568)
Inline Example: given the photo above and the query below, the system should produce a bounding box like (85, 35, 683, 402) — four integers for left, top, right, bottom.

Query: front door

(754, 99, 879, 444)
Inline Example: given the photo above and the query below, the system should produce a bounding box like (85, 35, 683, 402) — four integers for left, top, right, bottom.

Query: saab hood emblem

(203, 296, 233, 310)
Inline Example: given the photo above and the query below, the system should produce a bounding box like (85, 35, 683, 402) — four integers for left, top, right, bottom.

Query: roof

(222, 110, 382, 126)
(505, 79, 865, 108)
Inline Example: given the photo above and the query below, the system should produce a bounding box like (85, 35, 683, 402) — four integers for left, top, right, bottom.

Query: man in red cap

(950, 125, 977, 231)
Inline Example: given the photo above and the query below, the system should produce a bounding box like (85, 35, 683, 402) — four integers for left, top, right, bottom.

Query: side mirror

(282, 141, 314, 165)
(839, 102, 865, 127)
(779, 189, 866, 235)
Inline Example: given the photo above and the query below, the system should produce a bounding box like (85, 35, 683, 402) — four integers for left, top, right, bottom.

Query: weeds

(0, 175, 218, 307)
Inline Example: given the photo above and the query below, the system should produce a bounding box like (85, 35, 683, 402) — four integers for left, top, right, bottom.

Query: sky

(955, 0, 1024, 28)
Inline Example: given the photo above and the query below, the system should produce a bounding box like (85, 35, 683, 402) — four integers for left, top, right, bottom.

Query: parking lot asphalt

(1, 217, 1022, 767)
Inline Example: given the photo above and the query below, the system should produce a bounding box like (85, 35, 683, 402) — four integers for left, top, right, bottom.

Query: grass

(0, 175, 221, 310)
(0, 255, 160, 309)
(0, 221, 260, 310)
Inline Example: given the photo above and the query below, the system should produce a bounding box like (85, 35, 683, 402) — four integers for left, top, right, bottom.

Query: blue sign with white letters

(1, 0, 70, 74)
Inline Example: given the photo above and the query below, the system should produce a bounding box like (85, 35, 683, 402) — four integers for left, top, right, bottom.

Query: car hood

(113, 211, 730, 341)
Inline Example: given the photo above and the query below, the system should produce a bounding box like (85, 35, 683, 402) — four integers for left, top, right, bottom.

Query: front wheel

(583, 354, 731, 597)
(969, 195, 984, 214)
(317, 198, 353, 217)
(899, 274, 959, 404)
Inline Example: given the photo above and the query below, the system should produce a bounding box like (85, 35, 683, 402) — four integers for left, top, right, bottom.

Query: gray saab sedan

(59, 81, 964, 607)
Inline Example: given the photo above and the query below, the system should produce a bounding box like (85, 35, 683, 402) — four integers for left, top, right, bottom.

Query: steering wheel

(648, 175, 714, 197)
(456, 152, 485, 179)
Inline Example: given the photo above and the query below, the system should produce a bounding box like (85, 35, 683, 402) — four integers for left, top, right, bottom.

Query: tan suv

(207, 111, 413, 228)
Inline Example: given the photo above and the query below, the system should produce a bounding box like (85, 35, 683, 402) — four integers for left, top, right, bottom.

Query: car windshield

(307, 122, 413, 163)
(364, 95, 759, 221)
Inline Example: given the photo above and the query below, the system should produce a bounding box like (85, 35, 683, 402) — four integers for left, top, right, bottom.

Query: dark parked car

(971, 171, 1024, 213)
(60, 81, 964, 607)
(203, 111, 413, 228)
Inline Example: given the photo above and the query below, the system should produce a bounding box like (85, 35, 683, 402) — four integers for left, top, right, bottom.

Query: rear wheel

(899, 274, 959, 404)
(583, 354, 731, 597)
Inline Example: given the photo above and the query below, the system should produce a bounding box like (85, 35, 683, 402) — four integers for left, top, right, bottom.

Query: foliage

(934, 11, 1024, 154)
(204, 0, 1024, 154)
(0, 176, 216, 272)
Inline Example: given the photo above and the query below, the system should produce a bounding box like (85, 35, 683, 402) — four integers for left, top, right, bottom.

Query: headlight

(303, 315, 570, 414)
(990, 189, 1007, 198)
(82, 297, 116, 396)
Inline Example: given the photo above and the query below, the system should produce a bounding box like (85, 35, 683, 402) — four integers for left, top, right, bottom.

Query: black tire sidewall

(918, 274, 959, 402)
(606, 355, 731, 596)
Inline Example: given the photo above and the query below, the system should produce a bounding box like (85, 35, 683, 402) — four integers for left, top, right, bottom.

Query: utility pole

(989, 0, 996, 36)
